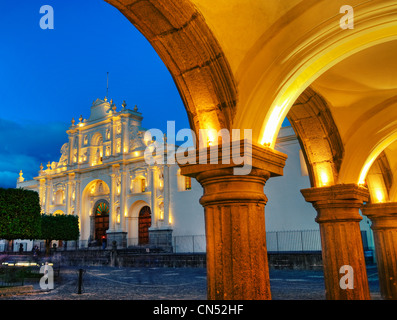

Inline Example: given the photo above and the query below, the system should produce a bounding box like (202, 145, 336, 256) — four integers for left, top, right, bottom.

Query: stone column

(121, 117, 129, 154)
(150, 166, 158, 227)
(109, 168, 118, 232)
(362, 203, 397, 299)
(301, 184, 370, 300)
(180, 140, 287, 300)
(45, 178, 52, 214)
(65, 173, 74, 215)
(119, 166, 128, 232)
(111, 117, 117, 156)
(163, 164, 170, 225)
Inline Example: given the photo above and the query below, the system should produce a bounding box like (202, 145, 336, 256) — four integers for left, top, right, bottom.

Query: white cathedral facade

(9, 97, 375, 255)
(14, 98, 205, 252)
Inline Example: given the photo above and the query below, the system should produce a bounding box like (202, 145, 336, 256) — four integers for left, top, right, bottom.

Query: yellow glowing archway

(230, 0, 397, 148)
(260, 23, 397, 148)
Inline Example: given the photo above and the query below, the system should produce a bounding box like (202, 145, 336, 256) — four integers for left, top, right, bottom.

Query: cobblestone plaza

(0, 265, 381, 300)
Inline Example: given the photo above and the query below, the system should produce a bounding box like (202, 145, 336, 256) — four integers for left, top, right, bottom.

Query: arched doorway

(93, 200, 109, 245)
(138, 206, 151, 245)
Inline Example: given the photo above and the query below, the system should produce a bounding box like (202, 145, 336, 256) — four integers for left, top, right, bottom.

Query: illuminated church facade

(13, 97, 374, 254)
(15, 98, 205, 251)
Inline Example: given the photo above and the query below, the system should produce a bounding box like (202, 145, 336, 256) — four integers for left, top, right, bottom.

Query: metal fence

(173, 235, 206, 253)
(170, 231, 323, 253)
(1, 230, 370, 254)
(266, 230, 322, 252)
(125, 235, 207, 253)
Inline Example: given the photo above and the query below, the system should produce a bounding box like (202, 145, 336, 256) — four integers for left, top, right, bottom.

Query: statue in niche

(116, 140, 121, 153)
(95, 148, 101, 164)
(82, 149, 88, 162)
(106, 128, 111, 140)
(84, 135, 88, 145)
(98, 182, 103, 194)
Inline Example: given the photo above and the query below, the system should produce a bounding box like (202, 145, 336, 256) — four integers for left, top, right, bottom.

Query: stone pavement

(0, 265, 381, 300)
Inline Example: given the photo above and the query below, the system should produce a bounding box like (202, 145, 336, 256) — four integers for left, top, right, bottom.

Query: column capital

(362, 202, 397, 230)
(301, 183, 369, 203)
(179, 139, 287, 178)
(301, 184, 369, 223)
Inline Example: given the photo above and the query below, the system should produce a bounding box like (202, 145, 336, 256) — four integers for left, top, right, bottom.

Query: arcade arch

(103, 0, 397, 300)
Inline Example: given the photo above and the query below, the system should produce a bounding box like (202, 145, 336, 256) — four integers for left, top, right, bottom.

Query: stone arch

(80, 179, 110, 244)
(105, 0, 237, 136)
(287, 87, 344, 188)
(91, 132, 103, 146)
(366, 151, 393, 203)
(338, 97, 397, 185)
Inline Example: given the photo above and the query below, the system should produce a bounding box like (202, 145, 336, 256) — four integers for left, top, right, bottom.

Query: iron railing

(266, 230, 322, 252)
(0, 230, 371, 254)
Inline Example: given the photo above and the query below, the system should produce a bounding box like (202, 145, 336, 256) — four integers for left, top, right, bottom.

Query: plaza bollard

(77, 268, 84, 294)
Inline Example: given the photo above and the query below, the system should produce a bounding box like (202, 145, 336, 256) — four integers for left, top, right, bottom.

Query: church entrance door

(138, 206, 151, 245)
(94, 201, 109, 245)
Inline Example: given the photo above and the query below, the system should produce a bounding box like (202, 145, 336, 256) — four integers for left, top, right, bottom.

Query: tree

(41, 213, 80, 254)
(0, 188, 41, 241)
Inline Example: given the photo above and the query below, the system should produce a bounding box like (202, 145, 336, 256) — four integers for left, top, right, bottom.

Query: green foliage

(0, 188, 41, 240)
(41, 214, 80, 241)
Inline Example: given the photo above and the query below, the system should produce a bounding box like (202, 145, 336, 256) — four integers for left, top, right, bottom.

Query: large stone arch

(287, 87, 344, 188)
(106, 0, 237, 136)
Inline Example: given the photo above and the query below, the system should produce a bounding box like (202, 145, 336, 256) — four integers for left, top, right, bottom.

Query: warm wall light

(116, 213, 120, 224)
(319, 170, 330, 187)
(374, 189, 385, 203)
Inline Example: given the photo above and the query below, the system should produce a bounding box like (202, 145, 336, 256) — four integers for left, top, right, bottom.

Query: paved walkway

(0, 265, 381, 300)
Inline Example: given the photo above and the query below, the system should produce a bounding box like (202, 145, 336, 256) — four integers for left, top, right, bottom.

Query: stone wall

(55, 250, 325, 269)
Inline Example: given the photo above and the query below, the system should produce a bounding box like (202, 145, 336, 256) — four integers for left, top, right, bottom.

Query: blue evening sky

(0, 0, 290, 189)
